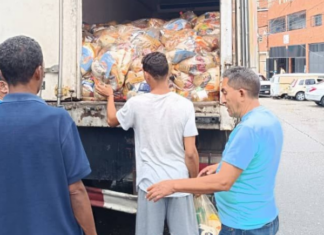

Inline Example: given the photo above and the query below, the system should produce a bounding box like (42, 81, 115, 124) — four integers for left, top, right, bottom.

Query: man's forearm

(173, 173, 230, 194)
(185, 151, 199, 178)
(106, 95, 117, 126)
(70, 188, 97, 235)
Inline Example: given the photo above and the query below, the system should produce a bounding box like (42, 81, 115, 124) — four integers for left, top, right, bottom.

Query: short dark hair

(223, 66, 260, 98)
(142, 52, 169, 81)
(0, 36, 43, 86)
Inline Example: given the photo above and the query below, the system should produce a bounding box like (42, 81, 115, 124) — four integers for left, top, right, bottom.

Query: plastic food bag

(167, 50, 196, 64)
(194, 20, 220, 36)
(130, 57, 143, 72)
(148, 18, 165, 28)
(174, 54, 217, 76)
(196, 12, 220, 24)
(170, 70, 194, 91)
(194, 195, 221, 235)
(81, 77, 95, 98)
(92, 77, 107, 101)
(132, 19, 150, 29)
(81, 43, 96, 76)
(146, 27, 161, 40)
(180, 11, 198, 26)
(163, 19, 192, 31)
(163, 29, 196, 49)
(131, 34, 162, 53)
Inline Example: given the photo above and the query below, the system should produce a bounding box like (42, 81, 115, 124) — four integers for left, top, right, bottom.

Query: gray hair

(222, 66, 260, 98)
(0, 36, 43, 86)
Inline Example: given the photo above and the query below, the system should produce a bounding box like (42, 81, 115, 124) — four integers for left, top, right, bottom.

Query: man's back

(0, 93, 90, 235)
(216, 106, 283, 229)
(117, 92, 197, 196)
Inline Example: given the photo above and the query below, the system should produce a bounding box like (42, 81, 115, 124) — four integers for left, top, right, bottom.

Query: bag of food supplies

(194, 195, 221, 235)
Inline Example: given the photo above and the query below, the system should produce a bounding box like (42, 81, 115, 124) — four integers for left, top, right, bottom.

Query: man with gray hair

(147, 66, 283, 235)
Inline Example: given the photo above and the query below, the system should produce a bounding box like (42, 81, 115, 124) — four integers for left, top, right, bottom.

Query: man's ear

(35, 66, 43, 81)
(0, 81, 8, 94)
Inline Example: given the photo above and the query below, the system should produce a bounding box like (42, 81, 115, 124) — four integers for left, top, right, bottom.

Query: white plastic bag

(194, 195, 221, 235)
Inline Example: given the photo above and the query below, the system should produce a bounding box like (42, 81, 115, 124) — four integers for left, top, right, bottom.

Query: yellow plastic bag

(194, 195, 221, 235)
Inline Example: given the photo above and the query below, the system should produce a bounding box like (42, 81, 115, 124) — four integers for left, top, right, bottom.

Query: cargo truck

(0, 0, 258, 214)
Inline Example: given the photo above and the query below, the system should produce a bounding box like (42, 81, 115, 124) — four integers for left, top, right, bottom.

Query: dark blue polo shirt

(0, 93, 91, 235)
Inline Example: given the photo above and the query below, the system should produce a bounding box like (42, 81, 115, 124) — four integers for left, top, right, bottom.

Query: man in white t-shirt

(96, 52, 199, 235)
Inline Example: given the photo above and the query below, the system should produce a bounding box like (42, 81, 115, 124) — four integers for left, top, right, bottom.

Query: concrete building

(257, 0, 324, 78)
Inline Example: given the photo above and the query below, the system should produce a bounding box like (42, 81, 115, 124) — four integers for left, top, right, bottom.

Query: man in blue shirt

(147, 67, 283, 235)
(0, 36, 97, 235)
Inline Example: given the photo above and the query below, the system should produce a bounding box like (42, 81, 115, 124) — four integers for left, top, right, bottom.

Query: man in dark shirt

(0, 36, 97, 235)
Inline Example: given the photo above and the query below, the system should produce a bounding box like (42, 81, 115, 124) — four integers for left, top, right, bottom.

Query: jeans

(219, 216, 279, 235)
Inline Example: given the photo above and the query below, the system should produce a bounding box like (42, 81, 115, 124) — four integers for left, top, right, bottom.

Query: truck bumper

(87, 187, 138, 214)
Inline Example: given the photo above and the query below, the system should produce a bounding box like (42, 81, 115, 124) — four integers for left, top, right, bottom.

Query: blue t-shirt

(0, 93, 91, 235)
(215, 106, 283, 230)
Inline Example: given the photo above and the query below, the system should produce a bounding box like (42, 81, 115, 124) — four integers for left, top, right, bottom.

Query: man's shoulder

(168, 92, 193, 107)
(41, 105, 73, 125)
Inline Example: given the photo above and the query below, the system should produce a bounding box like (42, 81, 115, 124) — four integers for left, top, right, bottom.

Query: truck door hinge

(45, 65, 59, 74)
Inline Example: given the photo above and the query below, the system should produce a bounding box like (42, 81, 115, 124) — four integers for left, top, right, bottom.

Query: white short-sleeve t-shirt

(116, 92, 198, 197)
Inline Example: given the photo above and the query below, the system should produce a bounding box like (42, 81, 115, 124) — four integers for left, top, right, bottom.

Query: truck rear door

(0, 0, 81, 101)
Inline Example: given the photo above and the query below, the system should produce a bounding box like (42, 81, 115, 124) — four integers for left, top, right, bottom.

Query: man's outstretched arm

(95, 83, 119, 127)
(146, 162, 243, 202)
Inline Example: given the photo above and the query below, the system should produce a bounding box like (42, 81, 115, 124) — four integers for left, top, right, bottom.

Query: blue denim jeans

(219, 216, 279, 235)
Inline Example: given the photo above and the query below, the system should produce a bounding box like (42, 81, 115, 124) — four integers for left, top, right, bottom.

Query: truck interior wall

(82, 0, 153, 24)
(82, 0, 220, 23)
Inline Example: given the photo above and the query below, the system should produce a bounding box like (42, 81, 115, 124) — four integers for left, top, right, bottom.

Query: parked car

(305, 81, 324, 106)
(259, 74, 271, 96)
(288, 77, 324, 101)
(271, 73, 324, 98)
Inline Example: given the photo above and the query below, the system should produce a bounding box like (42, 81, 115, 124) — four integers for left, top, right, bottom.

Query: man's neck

(240, 99, 261, 118)
(150, 81, 170, 95)
(9, 84, 38, 95)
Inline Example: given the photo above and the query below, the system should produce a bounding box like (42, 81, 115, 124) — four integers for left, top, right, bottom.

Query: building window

(288, 11, 306, 31)
(258, 35, 263, 42)
(312, 14, 322, 27)
(269, 17, 286, 34)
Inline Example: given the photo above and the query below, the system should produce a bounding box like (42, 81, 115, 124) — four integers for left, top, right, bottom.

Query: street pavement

(260, 98, 324, 235)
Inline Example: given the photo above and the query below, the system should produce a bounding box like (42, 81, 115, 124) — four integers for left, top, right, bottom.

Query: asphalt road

(94, 98, 324, 235)
(260, 98, 324, 235)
